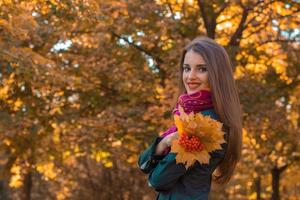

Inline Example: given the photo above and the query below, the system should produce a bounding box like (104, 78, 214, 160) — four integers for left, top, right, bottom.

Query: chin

(187, 90, 200, 94)
(186, 88, 210, 94)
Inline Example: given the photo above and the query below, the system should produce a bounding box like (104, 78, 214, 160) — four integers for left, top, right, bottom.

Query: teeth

(188, 83, 200, 89)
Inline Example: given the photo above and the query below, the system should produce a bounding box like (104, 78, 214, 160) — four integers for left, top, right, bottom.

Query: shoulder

(199, 108, 230, 140)
(199, 108, 220, 121)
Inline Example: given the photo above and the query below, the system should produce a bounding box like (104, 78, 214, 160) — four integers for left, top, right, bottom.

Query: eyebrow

(183, 64, 207, 67)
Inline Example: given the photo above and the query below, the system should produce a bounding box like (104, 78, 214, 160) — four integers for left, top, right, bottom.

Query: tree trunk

(0, 180, 8, 200)
(271, 165, 288, 200)
(22, 171, 32, 200)
(255, 176, 261, 200)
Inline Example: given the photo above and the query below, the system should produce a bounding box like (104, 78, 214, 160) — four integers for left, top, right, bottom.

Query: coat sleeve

(147, 152, 187, 191)
(147, 129, 229, 192)
(138, 137, 166, 174)
(139, 110, 229, 192)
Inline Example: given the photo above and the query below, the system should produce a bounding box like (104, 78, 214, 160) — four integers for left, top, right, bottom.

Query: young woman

(138, 36, 243, 200)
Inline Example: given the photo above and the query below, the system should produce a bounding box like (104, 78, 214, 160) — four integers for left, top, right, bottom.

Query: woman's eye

(183, 66, 190, 72)
(197, 67, 207, 72)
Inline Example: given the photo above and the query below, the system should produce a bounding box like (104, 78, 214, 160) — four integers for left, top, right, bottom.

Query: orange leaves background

(0, 0, 299, 199)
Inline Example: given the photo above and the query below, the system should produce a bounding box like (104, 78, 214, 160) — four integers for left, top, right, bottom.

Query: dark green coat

(138, 109, 228, 200)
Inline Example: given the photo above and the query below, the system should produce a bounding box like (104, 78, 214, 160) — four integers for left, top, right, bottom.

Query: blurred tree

(0, 0, 299, 199)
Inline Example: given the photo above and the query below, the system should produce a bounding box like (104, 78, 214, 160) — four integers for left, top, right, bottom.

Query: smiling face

(182, 50, 210, 94)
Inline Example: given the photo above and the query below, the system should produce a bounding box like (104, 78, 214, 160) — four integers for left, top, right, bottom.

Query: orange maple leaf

(170, 106, 226, 169)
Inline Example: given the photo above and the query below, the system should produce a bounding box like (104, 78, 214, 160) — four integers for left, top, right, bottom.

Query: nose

(188, 68, 197, 80)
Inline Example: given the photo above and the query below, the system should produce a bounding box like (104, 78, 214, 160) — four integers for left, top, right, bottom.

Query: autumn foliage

(0, 0, 299, 199)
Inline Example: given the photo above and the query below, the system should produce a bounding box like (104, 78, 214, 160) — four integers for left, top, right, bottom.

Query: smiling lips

(187, 82, 201, 90)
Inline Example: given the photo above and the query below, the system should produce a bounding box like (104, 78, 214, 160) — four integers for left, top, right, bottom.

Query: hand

(163, 131, 179, 147)
(155, 132, 179, 155)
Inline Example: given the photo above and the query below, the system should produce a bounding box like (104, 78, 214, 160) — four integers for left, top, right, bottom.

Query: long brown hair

(177, 36, 243, 184)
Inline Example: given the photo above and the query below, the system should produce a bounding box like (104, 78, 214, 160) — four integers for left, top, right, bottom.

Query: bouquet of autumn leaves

(170, 106, 226, 169)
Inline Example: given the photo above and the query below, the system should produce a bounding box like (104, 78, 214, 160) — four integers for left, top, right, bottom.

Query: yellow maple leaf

(170, 105, 226, 169)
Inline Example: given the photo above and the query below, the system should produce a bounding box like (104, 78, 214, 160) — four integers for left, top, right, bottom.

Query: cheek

(182, 73, 187, 82)
(198, 73, 208, 81)
(203, 74, 209, 85)
(205, 73, 209, 81)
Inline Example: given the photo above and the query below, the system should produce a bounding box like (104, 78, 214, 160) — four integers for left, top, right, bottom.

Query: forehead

(183, 50, 206, 65)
